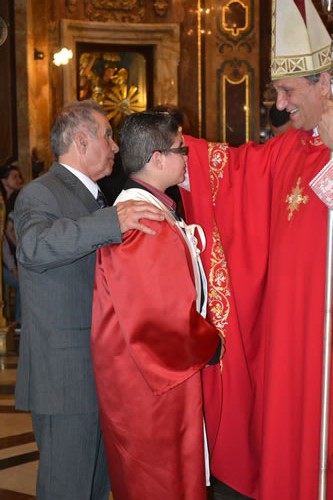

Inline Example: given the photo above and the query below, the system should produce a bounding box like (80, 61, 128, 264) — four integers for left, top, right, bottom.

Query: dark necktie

(96, 190, 108, 208)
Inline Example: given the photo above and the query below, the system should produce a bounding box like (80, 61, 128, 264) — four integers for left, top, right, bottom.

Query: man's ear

(319, 71, 332, 97)
(74, 132, 88, 154)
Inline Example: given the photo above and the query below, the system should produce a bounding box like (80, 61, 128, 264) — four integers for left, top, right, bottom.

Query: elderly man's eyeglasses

(145, 146, 189, 164)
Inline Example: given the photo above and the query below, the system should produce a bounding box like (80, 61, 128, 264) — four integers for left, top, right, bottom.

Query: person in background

(91, 111, 222, 500)
(150, 103, 191, 134)
(0, 164, 24, 330)
(268, 102, 291, 136)
(0, 163, 24, 208)
(180, 0, 333, 499)
(14, 99, 164, 500)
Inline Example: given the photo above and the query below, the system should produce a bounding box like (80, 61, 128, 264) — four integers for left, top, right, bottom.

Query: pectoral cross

(286, 176, 309, 221)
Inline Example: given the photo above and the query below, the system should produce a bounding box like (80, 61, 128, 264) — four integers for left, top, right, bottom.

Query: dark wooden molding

(0, 0, 17, 167)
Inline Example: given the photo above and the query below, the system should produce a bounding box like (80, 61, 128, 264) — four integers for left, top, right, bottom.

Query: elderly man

(14, 99, 164, 500)
(180, 1, 333, 499)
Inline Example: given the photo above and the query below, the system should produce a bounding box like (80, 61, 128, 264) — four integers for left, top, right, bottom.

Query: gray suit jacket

(14, 162, 122, 414)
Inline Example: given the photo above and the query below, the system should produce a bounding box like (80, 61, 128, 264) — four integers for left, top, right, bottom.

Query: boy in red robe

(91, 111, 222, 500)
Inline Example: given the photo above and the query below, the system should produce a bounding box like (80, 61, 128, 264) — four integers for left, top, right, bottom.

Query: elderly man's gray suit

(14, 162, 122, 499)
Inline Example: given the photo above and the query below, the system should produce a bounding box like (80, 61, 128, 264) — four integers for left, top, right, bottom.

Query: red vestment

(91, 191, 219, 500)
(181, 129, 333, 499)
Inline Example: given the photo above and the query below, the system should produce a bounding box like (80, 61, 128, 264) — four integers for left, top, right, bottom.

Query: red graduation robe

(181, 128, 333, 499)
(91, 189, 219, 500)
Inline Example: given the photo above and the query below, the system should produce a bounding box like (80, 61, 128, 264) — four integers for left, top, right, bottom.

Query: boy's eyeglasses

(145, 146, 189, 164)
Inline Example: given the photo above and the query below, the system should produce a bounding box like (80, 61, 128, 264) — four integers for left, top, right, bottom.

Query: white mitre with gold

(271, 0, 332, 80)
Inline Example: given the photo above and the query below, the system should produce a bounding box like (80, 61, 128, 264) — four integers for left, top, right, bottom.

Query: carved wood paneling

(84, 0, 145, 22)
(203, 0, 259, 144)
(217, 59, 255, 145)
(0, 1, 17, 167)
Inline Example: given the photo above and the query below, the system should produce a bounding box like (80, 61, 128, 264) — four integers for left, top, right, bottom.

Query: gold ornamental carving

(153, 0, 169, 16)
(222, 0, 249, 38)
(217, 0, 254, 53)
(84, 0, 145, 22)
(66, 0, 78, 14)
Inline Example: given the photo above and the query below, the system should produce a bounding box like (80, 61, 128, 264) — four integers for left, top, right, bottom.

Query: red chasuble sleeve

(92, 218, 219, 396)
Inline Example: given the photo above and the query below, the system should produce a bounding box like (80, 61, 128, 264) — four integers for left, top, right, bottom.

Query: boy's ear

(151, 150, 163, 169)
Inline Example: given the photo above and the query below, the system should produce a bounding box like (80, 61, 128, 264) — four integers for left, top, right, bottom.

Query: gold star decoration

(285, 176, 309, 221)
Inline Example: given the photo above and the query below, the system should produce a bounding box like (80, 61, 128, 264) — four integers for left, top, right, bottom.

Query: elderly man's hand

(318, 100, 333, 150)
(115, 200, 164, 235)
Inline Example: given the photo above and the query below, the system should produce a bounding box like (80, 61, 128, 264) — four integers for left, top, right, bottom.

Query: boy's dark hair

(120, 111, 179, 175)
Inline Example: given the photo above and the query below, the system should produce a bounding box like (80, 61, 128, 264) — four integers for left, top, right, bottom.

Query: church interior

(1, 0, 333, 498)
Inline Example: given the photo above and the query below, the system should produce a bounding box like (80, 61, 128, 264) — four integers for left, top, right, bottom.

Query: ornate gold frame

(221, 0, 249, 38)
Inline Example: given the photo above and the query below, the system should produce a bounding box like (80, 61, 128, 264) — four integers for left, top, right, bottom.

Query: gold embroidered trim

(206, 143, 231, 338)
(208, 223, 231, 338)
(208, 142, 228, 206)
(309, 136, 323, 147)
(286, 176, 309, 221)
(300, 135, 323, 147)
